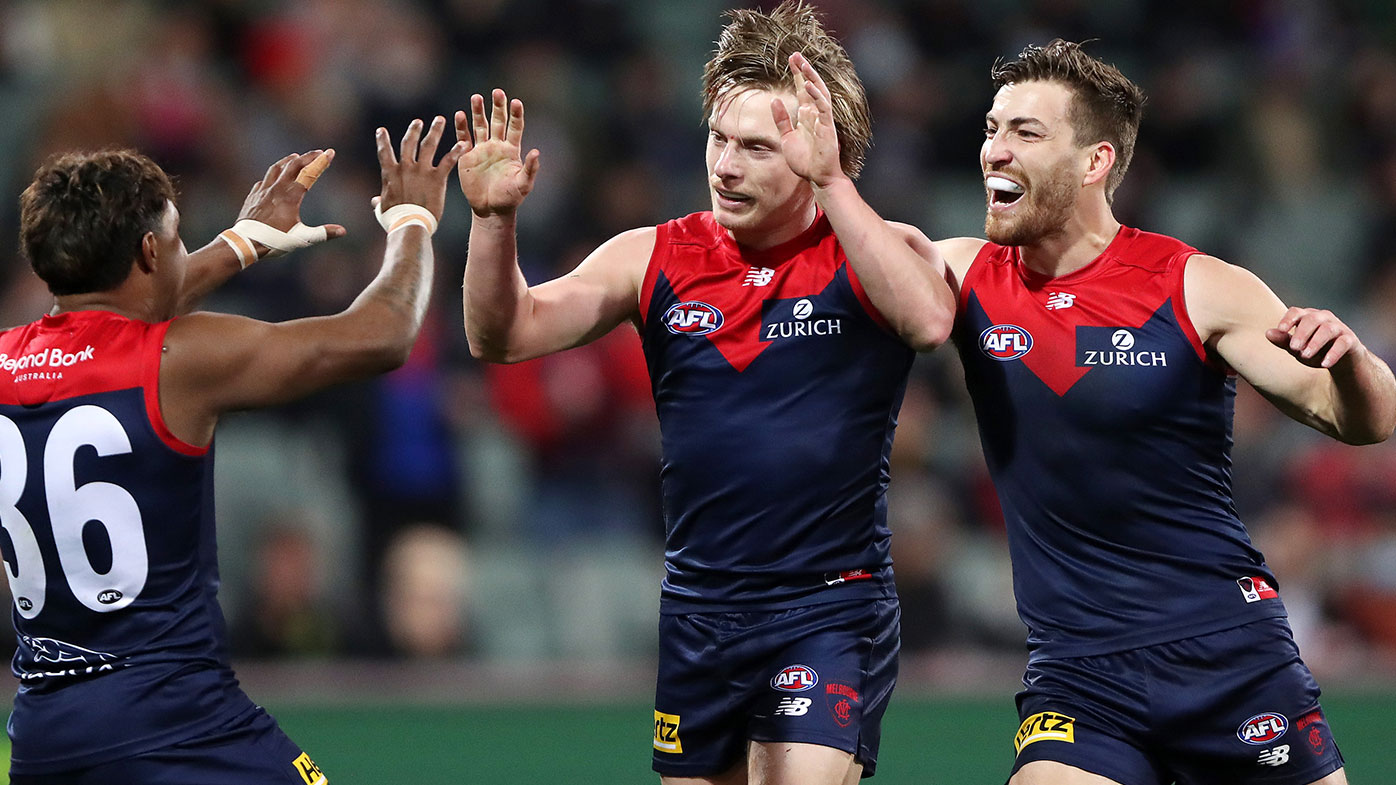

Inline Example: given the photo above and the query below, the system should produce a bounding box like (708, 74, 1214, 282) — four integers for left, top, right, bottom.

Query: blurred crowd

(0, 0, 1394, 677)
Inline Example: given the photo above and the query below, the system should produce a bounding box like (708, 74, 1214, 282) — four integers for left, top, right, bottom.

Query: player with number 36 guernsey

(0, 116, 464, 784)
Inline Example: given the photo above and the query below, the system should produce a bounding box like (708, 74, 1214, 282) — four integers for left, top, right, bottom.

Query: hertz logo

(1015, 711, 1075, 753)
(653, 711, 682, 753)
(292, 752, 326, 785)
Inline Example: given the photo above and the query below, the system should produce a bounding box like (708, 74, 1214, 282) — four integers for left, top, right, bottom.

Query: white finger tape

(218, 220, 330, 269)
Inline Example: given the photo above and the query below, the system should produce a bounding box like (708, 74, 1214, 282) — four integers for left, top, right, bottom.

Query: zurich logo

(664, 301, 724, 336)
(979, 324, 1033, 361)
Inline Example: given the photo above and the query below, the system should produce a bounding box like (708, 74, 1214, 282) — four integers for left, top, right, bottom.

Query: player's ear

(1082, 141, 1115, 188)
(136, 231, 158, 275)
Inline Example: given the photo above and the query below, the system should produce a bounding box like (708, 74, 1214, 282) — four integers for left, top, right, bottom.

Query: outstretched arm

(178, 150, 346, 312)
(1187, 254, 1396, 445)
(773, 52, 954, 352)
(160, 117, 467, 447)
(457, 89, 643, 364)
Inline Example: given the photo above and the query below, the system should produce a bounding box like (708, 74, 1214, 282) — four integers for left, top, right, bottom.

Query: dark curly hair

(20, 149, 177, 296)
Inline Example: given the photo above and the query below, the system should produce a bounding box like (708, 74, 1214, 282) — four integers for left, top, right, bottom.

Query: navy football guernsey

(0, 311, 255, 774)
(640, 212, 914, 611)
(954, 227, 1287, 660)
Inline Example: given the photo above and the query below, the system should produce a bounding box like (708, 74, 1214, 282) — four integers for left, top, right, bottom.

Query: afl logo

(979, 324, 1033, 361)
(664, 301, 724, 336)
(771, 664, 819, 692)
(97, 590, 123, 605)
(1238, 712, 1288, 745)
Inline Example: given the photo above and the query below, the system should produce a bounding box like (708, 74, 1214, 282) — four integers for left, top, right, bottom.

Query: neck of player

(1018, 200, 1122, 280)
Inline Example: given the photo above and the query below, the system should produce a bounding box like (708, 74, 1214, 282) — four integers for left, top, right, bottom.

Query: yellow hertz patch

(1015, 711, 1076, 753)
(653, 711, 683, 753)
(293, 751, 327, 785)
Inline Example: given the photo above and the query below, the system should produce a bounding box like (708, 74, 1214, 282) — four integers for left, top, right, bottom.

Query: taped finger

(295, 150, 334, 189)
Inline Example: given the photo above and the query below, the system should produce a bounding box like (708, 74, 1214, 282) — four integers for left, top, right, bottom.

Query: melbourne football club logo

(771, 664, 819, 692)
(663, 301, 724, 336)
(1238, 712, 1288, 745)
(979, 324, 1033, 360)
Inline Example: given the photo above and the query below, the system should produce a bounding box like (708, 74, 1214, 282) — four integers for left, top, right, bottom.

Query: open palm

(773, 52, 844, 189)
(455, 89, 541, 217)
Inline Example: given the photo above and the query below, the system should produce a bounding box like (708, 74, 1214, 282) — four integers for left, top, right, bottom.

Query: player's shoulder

(1182, 253, 1268, 303)
(934, 236, 991, 282)
(658, 211, 724, 248)
(1112, 226, 1199, 273)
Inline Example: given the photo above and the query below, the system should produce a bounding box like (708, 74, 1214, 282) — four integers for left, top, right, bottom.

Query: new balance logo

(744, 267, 775, 286)
(1257, 745, 1290, 767)
(1045, 292, 1076, 310)
(774, 697, 812, 716)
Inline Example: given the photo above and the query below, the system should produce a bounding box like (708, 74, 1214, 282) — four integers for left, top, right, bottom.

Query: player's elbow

(466, 334, 526, 364)
(903, 312, 954, 353)
(360, 331, 418, 373)
(1338, 416, 1396, 446)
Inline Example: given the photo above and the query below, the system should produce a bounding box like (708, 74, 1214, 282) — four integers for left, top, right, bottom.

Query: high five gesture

(455, 89, 541, 217)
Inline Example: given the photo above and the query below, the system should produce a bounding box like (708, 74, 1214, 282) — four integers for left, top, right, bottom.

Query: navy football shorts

(653, 597, 900, 778)
(1010, 617, 1343, 785)
(10, 706, 326, 785)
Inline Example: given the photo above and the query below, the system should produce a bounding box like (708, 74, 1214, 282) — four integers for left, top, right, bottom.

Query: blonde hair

(701, 1, 871, 179)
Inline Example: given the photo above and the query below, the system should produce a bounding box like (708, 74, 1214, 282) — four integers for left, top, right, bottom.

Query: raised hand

(455, 89, 541, 217)
(236, 150, 347, 241)
(771, 52, 844, 189)
(376, 116, 468, 221)
(1267, 306, 1366, 369)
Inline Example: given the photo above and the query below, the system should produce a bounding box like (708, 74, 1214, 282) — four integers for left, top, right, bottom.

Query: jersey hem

(659, 575, 896, 615)
(8, 699, 258, 774)
(1026, 606, 1289, 662)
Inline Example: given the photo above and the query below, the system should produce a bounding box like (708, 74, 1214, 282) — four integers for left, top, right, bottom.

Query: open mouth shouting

(986, 175, 1025, 210)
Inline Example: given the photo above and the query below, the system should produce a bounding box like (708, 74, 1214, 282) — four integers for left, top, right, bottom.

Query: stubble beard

(984, 167, 1079, 247)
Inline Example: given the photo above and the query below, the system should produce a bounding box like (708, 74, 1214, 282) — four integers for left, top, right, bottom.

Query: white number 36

(0, 406, 148, 618)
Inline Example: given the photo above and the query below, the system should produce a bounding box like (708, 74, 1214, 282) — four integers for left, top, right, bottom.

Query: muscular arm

(160, 118, 464, 446)
(463, 215, 648, 363)
(1187, 254, 1396, 444)
(456, 89, 644, 364)
(775, 52, 952, 350)
(812, 179, 954, 351)
(161, 225, 435, 443)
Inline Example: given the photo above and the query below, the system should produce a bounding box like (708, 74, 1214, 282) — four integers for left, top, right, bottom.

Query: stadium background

(0, 0, 1394, 781)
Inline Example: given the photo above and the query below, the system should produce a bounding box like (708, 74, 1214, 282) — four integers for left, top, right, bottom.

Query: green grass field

(261, 692, 1396, 784)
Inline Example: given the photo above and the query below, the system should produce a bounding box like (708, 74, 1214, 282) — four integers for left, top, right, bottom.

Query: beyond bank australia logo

(979, 324, 1033, 361)
(664, 301, 724, 336)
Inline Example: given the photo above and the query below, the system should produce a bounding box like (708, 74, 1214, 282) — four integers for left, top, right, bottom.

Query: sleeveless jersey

(954, 227, 1286, 660)
(0, 310, 255, 773)
(640, 212, 915, 611)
